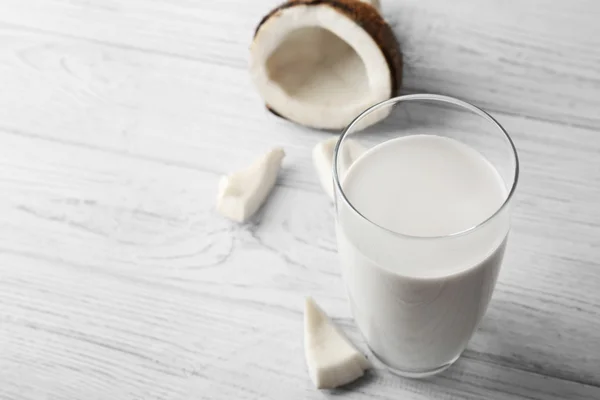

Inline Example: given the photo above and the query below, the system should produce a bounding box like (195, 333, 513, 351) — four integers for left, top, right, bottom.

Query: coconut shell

(254, 0, 403, 99)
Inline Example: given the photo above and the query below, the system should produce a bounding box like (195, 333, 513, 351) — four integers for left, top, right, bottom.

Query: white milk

(336, 134, 509, 374)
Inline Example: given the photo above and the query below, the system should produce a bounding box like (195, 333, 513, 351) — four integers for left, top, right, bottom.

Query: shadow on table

(425, 303, 600, 399)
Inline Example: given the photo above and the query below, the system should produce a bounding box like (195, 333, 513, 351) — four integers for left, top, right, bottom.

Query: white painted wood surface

(0, 1, 599, 399)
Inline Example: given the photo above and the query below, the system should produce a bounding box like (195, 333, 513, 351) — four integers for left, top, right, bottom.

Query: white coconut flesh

(251, 4, 393, 130)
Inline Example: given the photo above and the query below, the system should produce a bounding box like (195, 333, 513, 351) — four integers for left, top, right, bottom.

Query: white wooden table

(1, 1, 599, 399)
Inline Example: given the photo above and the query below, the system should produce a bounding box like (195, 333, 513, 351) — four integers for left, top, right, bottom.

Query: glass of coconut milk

(333, 94, 519, 378)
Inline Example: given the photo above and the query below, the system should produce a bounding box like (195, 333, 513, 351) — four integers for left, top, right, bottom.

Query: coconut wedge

(216, 148, 285, 222)
(304, 297, 371, 389)
(313, 137, 339, 200)
(251, 0, 402, 130)
(313, 137, 367, 200)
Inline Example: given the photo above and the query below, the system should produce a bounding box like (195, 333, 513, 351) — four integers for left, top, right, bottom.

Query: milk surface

(336, 134, 510, 373)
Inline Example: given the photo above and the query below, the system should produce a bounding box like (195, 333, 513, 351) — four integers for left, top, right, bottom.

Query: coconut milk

(336, 134, 509, 374)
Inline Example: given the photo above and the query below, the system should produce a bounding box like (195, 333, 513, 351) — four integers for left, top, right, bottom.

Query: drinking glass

(333, 94, 519, 378)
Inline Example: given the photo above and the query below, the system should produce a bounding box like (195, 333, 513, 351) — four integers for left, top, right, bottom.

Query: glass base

(368, 349, 460, 379)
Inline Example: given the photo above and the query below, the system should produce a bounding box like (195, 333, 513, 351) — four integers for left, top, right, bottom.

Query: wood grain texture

(1, 0, 600, 127)
(0, 0, 599, 399)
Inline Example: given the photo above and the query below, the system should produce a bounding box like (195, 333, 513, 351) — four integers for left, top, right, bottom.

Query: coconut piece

(216, 148, 285, 222)
(338, 138, 368, 179)
(313, 137, 367, 200)
(251, 0, 402, 130)
(304, 297, 371, 389)
(313, 137, 339, 200)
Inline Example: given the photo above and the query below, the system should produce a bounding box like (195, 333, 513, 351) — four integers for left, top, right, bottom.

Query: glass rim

(333, 93, 520, 240)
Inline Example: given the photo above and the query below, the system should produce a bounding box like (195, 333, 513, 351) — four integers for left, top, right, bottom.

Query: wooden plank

(0, 26, 599, 190)
(0, 130, 598, 399)
(1, 0, 600, 127)
(2, 252, 598, 400)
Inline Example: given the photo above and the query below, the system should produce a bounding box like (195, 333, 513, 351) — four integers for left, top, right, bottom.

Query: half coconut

(250, 0, 402, 130)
